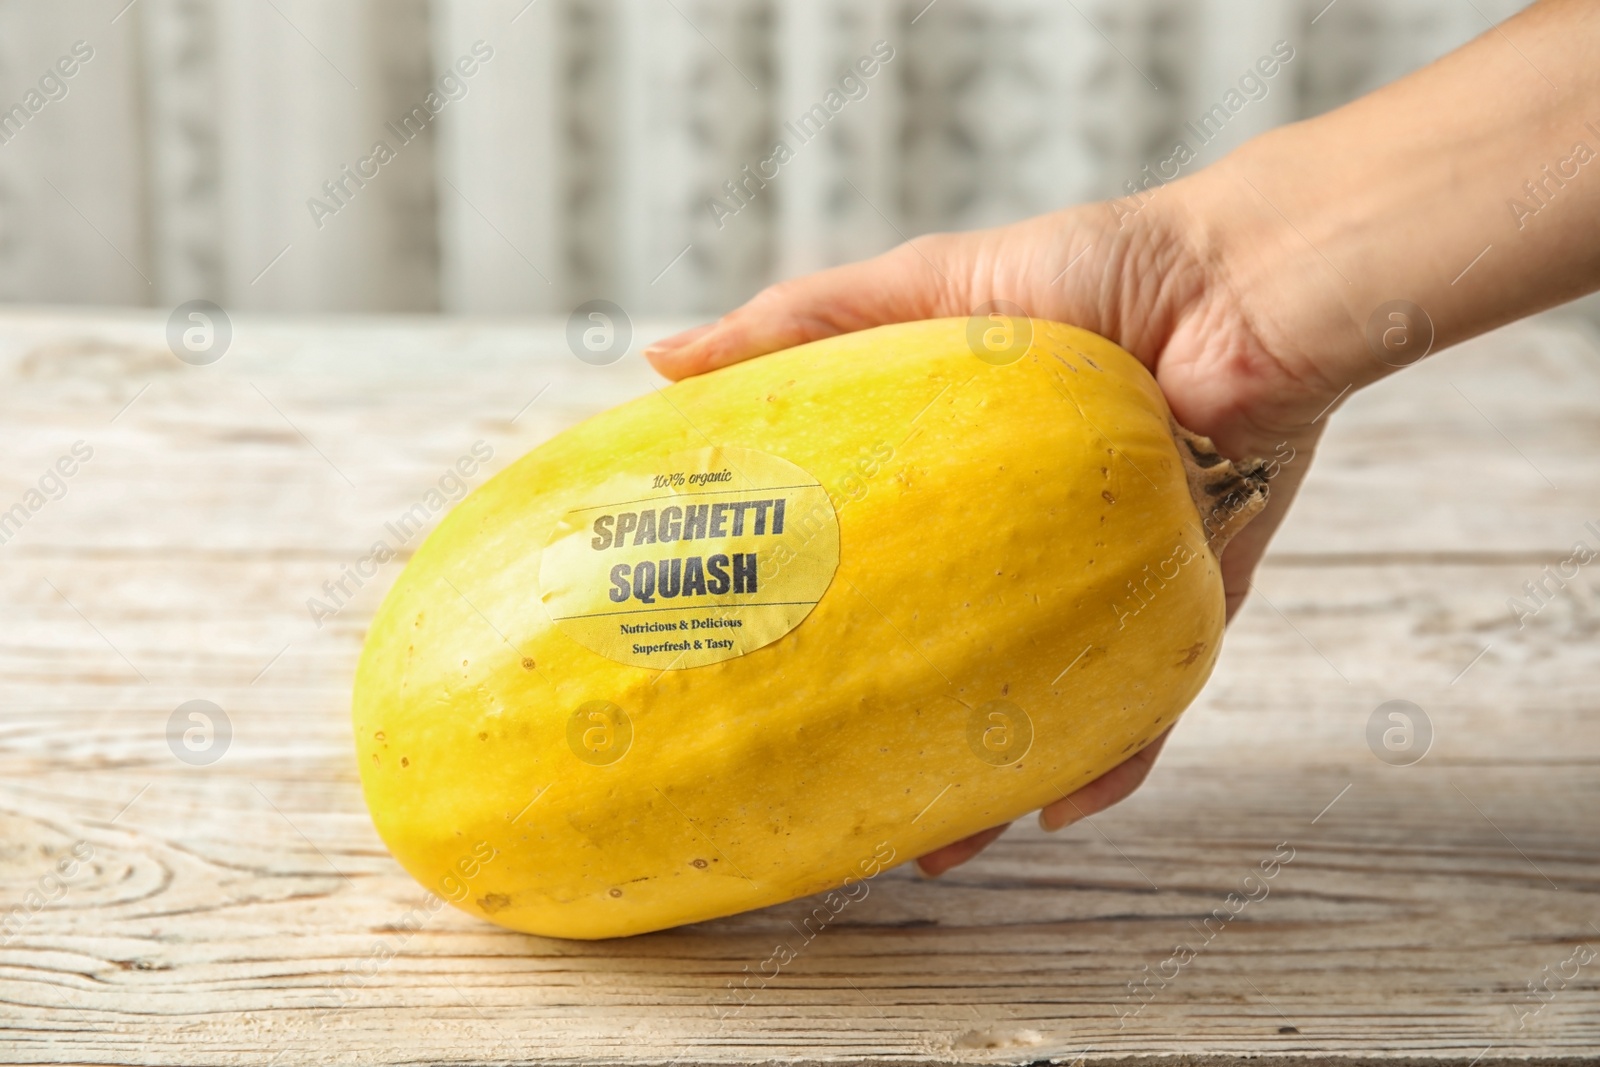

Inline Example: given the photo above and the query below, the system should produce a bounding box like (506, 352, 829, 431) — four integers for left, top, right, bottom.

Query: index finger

(642, 239, 965, 380)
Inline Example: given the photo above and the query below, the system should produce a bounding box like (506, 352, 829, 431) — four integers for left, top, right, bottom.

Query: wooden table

(2, 309, 1597, 1066)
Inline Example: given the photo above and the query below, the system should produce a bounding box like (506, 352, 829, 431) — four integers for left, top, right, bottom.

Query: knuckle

(749, 278, 802, 310)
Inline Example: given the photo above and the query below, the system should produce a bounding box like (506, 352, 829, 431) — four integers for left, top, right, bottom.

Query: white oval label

(539, 446, 840, 670)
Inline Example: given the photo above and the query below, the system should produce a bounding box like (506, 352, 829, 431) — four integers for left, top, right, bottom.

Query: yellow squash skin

(352, 318, 1224, 939)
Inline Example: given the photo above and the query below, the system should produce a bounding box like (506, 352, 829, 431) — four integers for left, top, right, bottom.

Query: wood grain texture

(0, 309, 1597, 1066)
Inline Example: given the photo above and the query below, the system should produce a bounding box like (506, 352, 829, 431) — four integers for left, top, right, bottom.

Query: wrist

(1124, 152, 1373, 445)
(1170, 0, 1600, 407)
(1169, 144, 1386, 410)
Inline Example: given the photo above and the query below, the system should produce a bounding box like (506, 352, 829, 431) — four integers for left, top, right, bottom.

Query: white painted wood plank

(0, 0, 149, 305)
(433, 0, 561, 313)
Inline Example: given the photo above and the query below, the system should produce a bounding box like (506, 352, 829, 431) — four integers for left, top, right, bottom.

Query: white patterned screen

(0, 0, 1529, 316)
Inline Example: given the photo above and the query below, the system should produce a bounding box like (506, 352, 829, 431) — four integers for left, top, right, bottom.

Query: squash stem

(1169, 419, 1271, 557)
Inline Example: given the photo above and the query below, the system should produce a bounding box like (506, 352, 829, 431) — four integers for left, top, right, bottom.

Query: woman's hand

(644, 180, 1342, 875)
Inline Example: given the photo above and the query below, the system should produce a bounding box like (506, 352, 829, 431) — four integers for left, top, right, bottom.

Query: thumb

(643, 238, 968, 380)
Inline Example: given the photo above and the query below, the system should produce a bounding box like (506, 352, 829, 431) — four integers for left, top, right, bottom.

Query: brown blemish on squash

(478, 893, 511, 914)
(691, 858, 709, 869)
(400, 756, 410, 768)
(521, 657, 535, 670)
(1179, 641, 1207, 666)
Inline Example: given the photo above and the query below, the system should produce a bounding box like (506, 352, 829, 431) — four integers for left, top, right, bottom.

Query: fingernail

(643, 322, 714, 359)
(914, 858, 942, 880)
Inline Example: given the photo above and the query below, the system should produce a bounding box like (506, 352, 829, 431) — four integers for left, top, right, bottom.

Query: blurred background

(0, 0, 1536, 318)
